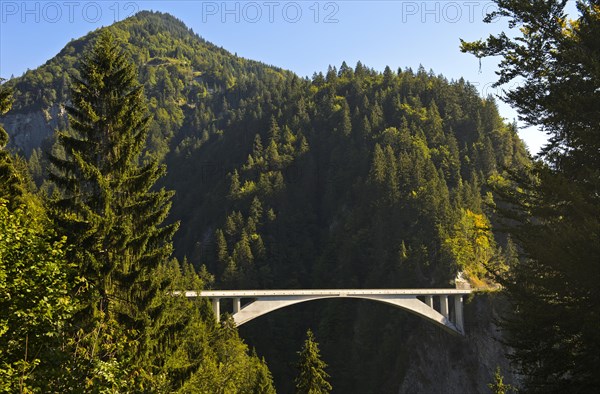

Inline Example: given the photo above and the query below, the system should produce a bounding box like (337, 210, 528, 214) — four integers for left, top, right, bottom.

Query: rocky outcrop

(3, 104, 64, 155)
(398, 292, 519, 394)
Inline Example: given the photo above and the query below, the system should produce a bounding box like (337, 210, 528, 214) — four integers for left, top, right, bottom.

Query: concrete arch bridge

(180, 289, 472, 335)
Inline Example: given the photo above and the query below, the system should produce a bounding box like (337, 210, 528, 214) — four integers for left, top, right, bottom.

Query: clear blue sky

(1, 0, 556, 154)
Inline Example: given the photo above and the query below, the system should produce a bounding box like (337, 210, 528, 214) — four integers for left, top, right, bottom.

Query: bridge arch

(180, 289, 471, 335)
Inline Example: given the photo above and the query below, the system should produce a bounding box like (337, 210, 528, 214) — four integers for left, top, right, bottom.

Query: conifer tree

(268, 116, 281, 143)
(295, 329, 332, 394)
(47, 30, 178, 388)
(254, 356, 277, 394)
(488, 366, 515, 394)
(216, 228, 229, 264)
(370, 144, 386, 184)
(229, 169, 241, 198)
(0, 81, 25, 207)
(0, 81, 11, 137)
(462, 1, 600, 391)
(253, 133, 264, 158)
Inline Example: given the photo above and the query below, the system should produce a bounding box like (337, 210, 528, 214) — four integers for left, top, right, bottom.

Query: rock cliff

(397, 293, 519, 394)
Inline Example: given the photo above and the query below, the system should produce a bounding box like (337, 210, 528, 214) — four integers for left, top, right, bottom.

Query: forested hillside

(2, 11, 531, 393)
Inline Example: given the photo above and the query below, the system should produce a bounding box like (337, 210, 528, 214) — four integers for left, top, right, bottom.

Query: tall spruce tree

(48, 30, 178, 388)
(295, 329, 332, 394)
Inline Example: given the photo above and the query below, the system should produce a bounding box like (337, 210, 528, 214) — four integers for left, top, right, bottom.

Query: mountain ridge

(3, 10, 293, 155)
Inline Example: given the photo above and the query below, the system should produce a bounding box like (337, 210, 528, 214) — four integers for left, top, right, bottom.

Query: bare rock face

(3, 104, 64, 155)
(454, 271, 472, 290)
(397, 293, 519, 394)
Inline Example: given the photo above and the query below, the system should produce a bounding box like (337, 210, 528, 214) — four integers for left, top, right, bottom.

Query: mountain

(4, 11, 293, 158)
(3, 11, 529, 392)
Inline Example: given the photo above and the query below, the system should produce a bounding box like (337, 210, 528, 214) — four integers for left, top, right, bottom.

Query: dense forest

(2, 1, 598, 392)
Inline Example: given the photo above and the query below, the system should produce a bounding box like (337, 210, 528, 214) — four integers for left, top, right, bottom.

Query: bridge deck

(182, 289, 472, 298)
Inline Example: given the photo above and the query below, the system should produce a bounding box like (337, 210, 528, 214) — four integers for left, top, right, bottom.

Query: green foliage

(254, 356, 277, 394)
(443, 209, 495, 286)
(0, 79, 12, 149)
(492, 164, 600, 393)
(463, 1, 600, 392)
(47, 33, 179, 386)
(0, 83, 72, 392)
(0, 200, 73, 393)
(0, 79, 11, 116)
(488, 366, 516, 394)
(294, 329, 332, 394)
(142, 260, 275, 393)
(40, 30, 274, 392)
(0, 82, 27, 208)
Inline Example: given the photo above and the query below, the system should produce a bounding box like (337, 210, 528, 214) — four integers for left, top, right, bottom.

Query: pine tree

(370, 144, 386, 184)
(384, 145, 399, 204)
(337, 99, 352, 136)
(229, 169, 241, 198)
(0, 80, 11, 130)
(266, 139, 281, 169)
(383, 65, 394, 87)
(359, 115, 372, 141)
(250, 196, 263, 222)
(28, 148, 44, 185)
(295, 329, 332, 394)
(47, 30, 178, 388)
(268, 116, 280, 143)
(216, 228, 229, 264)
(253, 133, 264, 158)
(462, 1, 600, 391)
(488, 366, 515, 394)
(254, 356, 277, 394)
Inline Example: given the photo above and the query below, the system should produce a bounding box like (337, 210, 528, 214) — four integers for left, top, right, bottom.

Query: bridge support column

(425, 295, 433, 308)
(440, 295, 449, 318)
(233, 298, 241, 313)
(211, 298, 220, 322)
(454, 295, 464, 333)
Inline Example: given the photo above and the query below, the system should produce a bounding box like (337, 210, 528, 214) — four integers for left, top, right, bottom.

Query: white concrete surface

(178, 289, 471, 335)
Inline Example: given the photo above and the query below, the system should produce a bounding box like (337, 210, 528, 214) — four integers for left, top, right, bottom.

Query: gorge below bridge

(180, 289, 472, 335)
